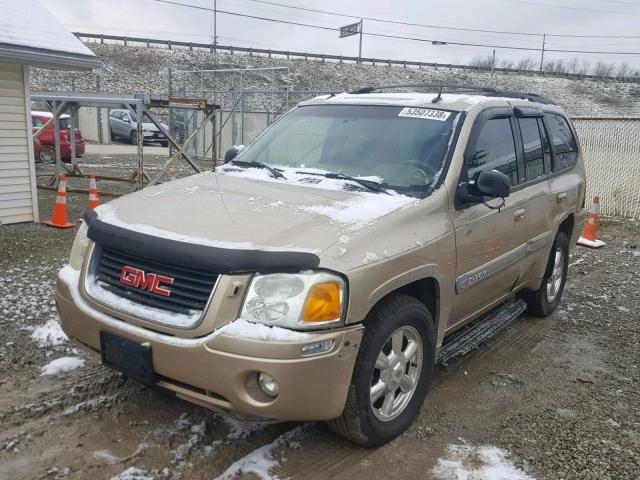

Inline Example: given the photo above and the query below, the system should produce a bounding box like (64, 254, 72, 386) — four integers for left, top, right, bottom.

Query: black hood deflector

(83, 209, 320, 273)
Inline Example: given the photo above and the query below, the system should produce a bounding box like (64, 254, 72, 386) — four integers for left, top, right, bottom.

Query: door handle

(557, 192, 568, 203)
(513, 208, 526, 221)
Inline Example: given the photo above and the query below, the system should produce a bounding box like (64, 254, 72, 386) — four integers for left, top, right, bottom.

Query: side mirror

(224, 145, 245, 163)
(456, 169, 511, 208)
(470, 169, 511, 198)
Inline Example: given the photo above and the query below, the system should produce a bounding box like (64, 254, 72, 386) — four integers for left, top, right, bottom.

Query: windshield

(236, 104, 460, 196)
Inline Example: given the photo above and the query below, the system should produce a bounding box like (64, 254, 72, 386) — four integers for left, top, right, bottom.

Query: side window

(467, 117, 519, 187)
(32, 117, 43, 128)
(545, 113, 578, 171)
(518, 117, 545, 181)
(538, 117, 552, 171)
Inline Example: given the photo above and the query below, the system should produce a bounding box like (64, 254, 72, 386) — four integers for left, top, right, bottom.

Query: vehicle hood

(94, 168, 435, 271)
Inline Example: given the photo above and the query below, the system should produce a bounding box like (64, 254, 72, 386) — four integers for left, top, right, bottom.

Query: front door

(449, 109, 529, 327)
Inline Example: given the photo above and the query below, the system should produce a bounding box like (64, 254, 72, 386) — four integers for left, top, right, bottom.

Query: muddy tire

(327, 294, 435, 447)
(523, 231, 569, 317)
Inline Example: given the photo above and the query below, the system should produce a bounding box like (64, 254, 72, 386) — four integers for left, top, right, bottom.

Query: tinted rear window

(546, 113, 578, 171)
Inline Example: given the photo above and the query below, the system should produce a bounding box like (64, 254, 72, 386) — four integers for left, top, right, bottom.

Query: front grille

(94, 245, 219, 316)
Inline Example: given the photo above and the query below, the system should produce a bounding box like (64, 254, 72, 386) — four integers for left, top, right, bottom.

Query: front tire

(130, 131, 138, 145)
(523, 231, 569, 317)
(328, 294, 435, 447)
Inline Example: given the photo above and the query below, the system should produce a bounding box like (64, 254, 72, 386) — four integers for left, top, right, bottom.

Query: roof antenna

(432, 85, 444, 103)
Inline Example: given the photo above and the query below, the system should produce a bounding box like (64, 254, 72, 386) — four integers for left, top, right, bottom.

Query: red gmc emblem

(119, 265, 174, 297)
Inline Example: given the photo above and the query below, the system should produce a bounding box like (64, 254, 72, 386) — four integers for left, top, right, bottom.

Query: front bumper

(55, 268, 363, 421)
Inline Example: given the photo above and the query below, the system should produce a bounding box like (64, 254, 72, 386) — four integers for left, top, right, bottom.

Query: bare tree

(469, 54, 495, 68)
(579, 60, 591, 75)
(566, 57, 579, 74)
(617, 62, 631, 77)
(516, 58, 535, 70)
(594, 61, 615, 76)
(500, 59, 514, 69)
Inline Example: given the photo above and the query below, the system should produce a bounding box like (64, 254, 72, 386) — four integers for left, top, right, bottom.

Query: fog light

(301, 339, 335, 357)
(258, 373, 279, 398)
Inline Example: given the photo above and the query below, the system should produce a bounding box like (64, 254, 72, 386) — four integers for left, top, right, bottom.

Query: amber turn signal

(301, 282, 342, 323)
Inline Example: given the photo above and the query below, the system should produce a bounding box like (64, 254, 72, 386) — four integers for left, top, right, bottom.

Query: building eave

(0, 43, 100, 71)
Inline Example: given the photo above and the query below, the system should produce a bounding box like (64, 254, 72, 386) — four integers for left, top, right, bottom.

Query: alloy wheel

(546, 248, 564, 302)
(370, 326, 423, 422)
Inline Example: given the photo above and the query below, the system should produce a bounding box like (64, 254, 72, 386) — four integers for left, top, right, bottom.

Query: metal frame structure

(30, 93, 219, 195)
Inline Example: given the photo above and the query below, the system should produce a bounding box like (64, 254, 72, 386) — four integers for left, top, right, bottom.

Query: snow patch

(41, 356, 85, 376)
(110, 467, 154, 480)
(220, 318, 313, 343)
(431, 444, 535, 480)
(31, 319, 68, 347)
(214, 426, 304, 480)
(222, 415, 264, 440)
(303, 192, 417, 229)
(85, 278, 201, 328)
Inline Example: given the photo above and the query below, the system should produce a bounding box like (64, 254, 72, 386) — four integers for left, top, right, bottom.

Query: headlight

(69, 221, 90, 270)
(240, 271, 346, 330)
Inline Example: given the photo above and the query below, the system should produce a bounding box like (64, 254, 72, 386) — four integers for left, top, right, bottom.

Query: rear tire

(327, 294, 435, 447)
(161, 141, 169, 148)
(130, 131, 138, 145)
(522, 231, 569, 317)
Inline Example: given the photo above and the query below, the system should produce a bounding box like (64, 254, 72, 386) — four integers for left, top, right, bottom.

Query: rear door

(545, 113, 584, 228)
(449, 107, 530, 326)
(513, 109, 554, 280)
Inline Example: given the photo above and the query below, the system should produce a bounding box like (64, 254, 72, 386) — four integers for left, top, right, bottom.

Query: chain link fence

(573, 118, 640, 219)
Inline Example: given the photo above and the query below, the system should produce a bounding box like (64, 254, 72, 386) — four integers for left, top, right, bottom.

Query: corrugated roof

(0, 0, 98, 70)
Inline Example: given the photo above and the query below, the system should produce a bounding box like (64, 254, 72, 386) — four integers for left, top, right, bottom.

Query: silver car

(108, 109, 169, 147)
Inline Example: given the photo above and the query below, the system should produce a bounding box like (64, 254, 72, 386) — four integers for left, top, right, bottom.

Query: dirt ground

(1, 151, 639, 479)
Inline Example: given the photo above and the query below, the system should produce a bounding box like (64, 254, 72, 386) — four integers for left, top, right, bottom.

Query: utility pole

(539, 33, 546, 72)
(213, 0, 217, 46)
(358, 19, 363, 64)
(491, 49, 496, 81)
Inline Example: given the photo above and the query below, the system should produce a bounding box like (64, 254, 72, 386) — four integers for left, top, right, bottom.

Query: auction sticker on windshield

(398, 107, 451, 121)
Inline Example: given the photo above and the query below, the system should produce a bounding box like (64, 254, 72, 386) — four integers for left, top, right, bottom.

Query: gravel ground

(0, 153, 638, 479)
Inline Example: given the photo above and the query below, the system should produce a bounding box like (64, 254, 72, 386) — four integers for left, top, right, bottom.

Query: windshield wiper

(296, 170, 389, 194)
(231, 160, 287, 179)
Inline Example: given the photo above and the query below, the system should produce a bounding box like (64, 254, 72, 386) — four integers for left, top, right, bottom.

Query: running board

(436, 298, 527, 365)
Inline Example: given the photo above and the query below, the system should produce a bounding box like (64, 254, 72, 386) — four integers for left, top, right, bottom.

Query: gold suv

(56, 85, 586, 446)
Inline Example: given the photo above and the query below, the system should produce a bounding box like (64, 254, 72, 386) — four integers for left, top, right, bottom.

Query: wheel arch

(364, 276, 440, 332)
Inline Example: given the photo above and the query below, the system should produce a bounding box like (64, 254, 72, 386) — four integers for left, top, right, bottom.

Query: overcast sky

(47, 0, 640, 69)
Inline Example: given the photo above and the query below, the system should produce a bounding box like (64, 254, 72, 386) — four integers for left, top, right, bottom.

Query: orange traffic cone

(578, 196, 605, 248)
(87, 174, 99, 210)
(43, 175, 75, 229)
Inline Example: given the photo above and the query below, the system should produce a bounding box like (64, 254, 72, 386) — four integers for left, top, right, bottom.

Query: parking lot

(0, 150, 638, 480)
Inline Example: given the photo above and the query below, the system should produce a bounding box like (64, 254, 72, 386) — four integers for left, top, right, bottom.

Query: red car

(31, 111, 85, 163)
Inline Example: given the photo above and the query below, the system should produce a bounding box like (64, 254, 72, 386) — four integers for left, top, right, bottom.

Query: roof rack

(348, 83, 556, 105)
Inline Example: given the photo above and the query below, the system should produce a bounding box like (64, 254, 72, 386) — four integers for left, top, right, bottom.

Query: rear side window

(467, 118, 519, 187)
(546, 113, 578, 171)
(518, 117, 545, 181)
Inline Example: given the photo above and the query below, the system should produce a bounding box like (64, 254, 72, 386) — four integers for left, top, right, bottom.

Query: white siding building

(0, 0, 99, 225)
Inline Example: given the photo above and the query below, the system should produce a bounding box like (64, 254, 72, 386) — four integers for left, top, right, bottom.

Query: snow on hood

(92, 167, 420, 264)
